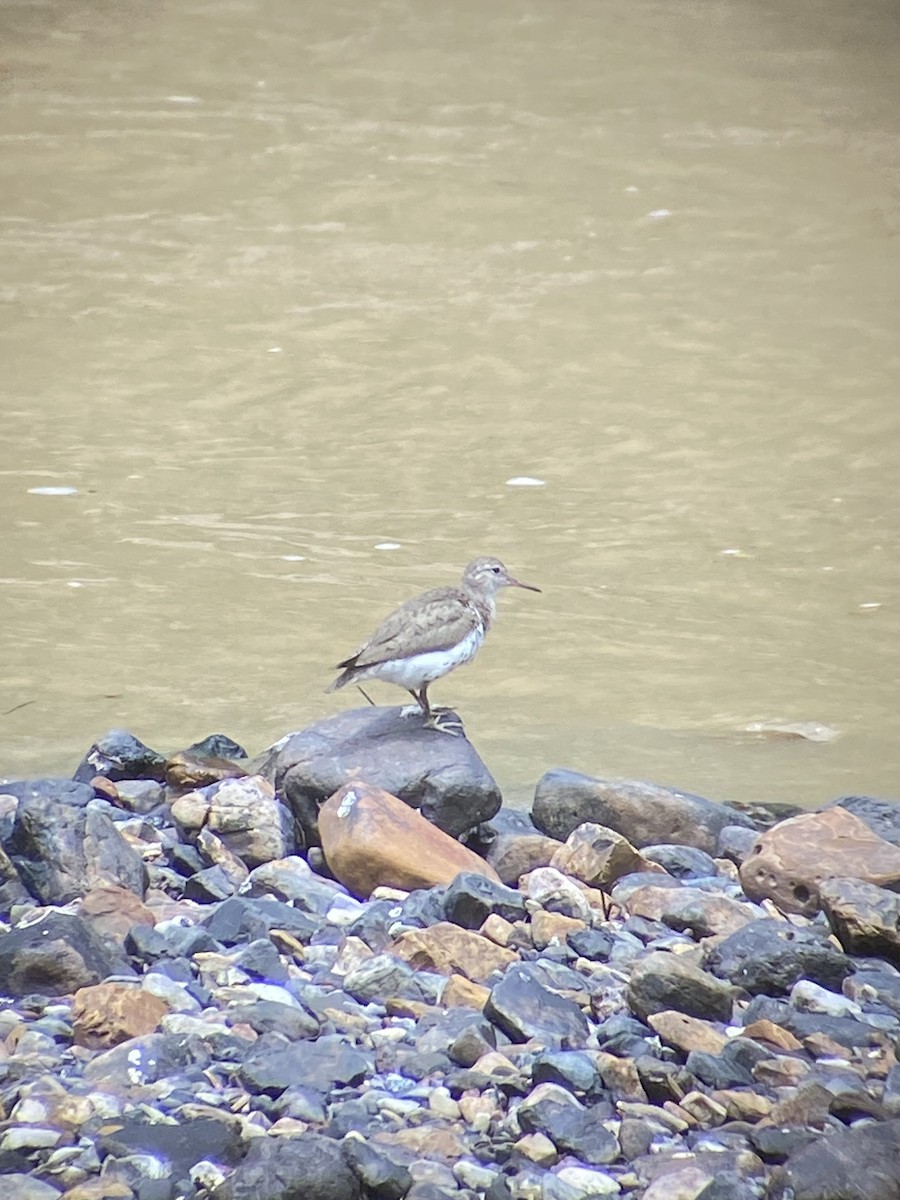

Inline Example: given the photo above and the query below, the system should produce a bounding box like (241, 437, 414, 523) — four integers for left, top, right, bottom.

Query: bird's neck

(467, 590, 496, 632)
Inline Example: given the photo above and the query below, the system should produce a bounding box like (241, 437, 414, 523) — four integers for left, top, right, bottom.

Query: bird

(326, 556, 541, 731)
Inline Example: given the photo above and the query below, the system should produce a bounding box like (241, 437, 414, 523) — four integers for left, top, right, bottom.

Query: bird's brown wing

(337, 586, 480, 669)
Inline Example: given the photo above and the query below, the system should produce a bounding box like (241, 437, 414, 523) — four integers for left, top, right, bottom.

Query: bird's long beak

(505, 573, 541, 593)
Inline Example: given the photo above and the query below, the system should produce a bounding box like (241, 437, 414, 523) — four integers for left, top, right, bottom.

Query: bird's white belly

(369, 626, 484, 689)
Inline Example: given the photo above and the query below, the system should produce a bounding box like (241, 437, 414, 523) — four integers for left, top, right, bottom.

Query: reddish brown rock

(739, 808, 900, 916)
(818, 876, 900, 964)
(624, 884, 757, 938)
(530, 909, 586, 949)
(442, 975, 490, 1010)
(72, 982, 170, 1049)
(77, 885, 157, 946)
(318, 782, 501, 898)
(391, 921, 517, 983)
(487, 831, 563, 885)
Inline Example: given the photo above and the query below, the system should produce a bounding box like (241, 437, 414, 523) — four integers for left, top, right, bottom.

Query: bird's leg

(418, 685, 463, 736)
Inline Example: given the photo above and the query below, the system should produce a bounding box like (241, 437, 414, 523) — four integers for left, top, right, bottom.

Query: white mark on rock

(337, 790, 357, 818)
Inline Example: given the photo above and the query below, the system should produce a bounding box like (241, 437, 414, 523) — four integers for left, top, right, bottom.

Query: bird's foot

(423, 709, 464, 736)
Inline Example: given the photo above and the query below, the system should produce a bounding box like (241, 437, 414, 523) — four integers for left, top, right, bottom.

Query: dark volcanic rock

(767, 1117, 900, 1200)
(211, 1131, 361, 1200)
(0, 910, 134, 997)
(627, 950, 734, 1022)
(442, 871, 528, 928)
(251, 707, 501, 845)
(532, 769, 751, 852)
(95, 1113, 244, 1174)
(485, 963, 590, 1047)
(4, 787, 147, 904)
(703, 918, 853, 995)
(73, 728, 167, 783)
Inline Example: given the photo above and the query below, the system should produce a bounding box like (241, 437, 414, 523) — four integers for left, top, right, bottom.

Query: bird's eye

(491, 565, 502, 573)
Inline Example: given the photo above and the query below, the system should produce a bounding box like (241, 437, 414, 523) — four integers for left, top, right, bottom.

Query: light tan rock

(712, 1088, 772, 1122)
(318, 782, 500, 898)
(739, 807, 900, 916)
(72, 982, 170, 1049)
(391, 922, 516, 983)
(480, 913, 516, 946)
(742, 1018, 804, 1052)
(625, 884, 757, 938)
(77, 885, 156, 945)
(530, 909, 586, 949)
(647, 1011, 728, 1056)
(488, 831, 563, 885)
(441, 975, 490, 1010)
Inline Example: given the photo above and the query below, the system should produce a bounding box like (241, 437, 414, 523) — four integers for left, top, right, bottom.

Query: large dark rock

(767, 1117, 900, 1200)
(94, 1114, 245, 1174)
(73, 729, 167, 783)
(485, 963, 590, 1047)
(532, 769, 751, 853)
(703, 918, 853, 995)
(212, 1131, 361, 1200)
(0, 911, 134, 997)
(251, 707, 501, 845)
(4, 786, 147, 904)
(517, 1084, 618, 1165)
(627, 950, 734, 1022)
(442, 871, 527, 928)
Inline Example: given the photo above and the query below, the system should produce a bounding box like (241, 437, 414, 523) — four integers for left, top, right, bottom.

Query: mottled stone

(740, 807, 900, 916)
(550, 822, 657, 890)
(523, 866, 592, 921)
(391, 921, 517, 983)
(532, 770, 752, 853)
(171, 775, 294, 867)
(72, 981, 170, 1048)
(318, 781, 500, 898)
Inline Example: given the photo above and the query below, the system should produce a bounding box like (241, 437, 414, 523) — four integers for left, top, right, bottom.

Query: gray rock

(716, 824, 760, 865)
(1, 1179, 65, 1200)
(532, 769, 751, 852)
(627, 950, 734, 1022)
(343, 952, 441, 1004)
(703, 918, 853, 995)
(73, 728, 167, 783)
(767, 1117, 900, 1200)
(211, 1131, 361, 1200)
(4, 788, 147, 904)
(251, 707, 501, 845)
(485, 963, 590, 1047)
(342, 1138, 413, 1200)
(238, 1033, 373, 1097)
(642, 844, 718, 879)
(442, 871, 527, 928)
(0, 910, 134, 997)
(517, 1083, 617, 1165)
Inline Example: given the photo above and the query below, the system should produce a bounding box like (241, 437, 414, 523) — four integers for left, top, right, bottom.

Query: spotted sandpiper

(326, 556, 541, 731)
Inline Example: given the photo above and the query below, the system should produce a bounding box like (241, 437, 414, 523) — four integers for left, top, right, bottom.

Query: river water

(2, 0, 898, 810)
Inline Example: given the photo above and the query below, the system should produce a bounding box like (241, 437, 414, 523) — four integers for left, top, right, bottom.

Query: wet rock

(532, 769, 752, 853)
(3, 786, 147, 904)
(73, 729, 167, 784)
(211, 1131, 361, 1200)
(391, 922, 518, 983)
(252, 707, 501, 845)
(164, 751, 248, 790)
(767, 1117, 900, 1200)
(72, 981, 171, 1048)
(549, 822, 657, 891)
(623, 883, 757, 938)
(170, 775, 294, 867)
(318, 781, 500, 898)
(818, 876, 900, 964)
(442, 871, 528, 928)
(238, 1032, 373, 1097)
(627, 950, 734, 1022)
(485, 962, 590, 1046)
(739, 807, 900, 916)
(0, 910, 135, 997)
(703, 918, 853, 995)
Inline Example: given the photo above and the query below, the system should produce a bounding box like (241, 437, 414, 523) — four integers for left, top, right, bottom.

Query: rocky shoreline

(2, 708, 900, 1200)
